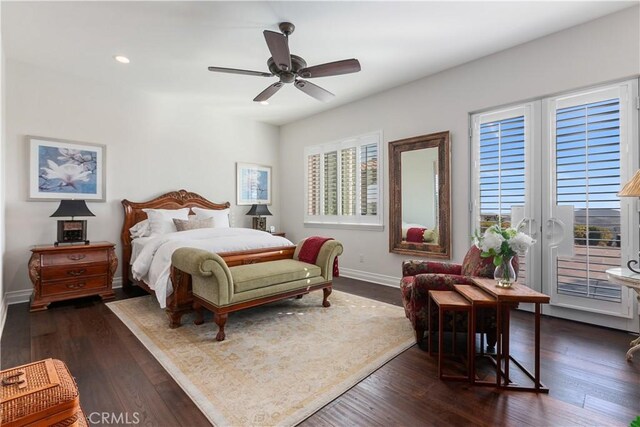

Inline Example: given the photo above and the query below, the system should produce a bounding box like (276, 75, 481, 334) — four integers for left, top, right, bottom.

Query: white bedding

(131, 236, 153, 262)
(131, 228, 293, 307)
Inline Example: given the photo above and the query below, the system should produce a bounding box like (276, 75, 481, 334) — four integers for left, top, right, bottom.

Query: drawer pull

(2, 371, 26, 389)
(66, 283, 86, 290)
(67, 254, 86, 261)
(67, 269, 86, 277)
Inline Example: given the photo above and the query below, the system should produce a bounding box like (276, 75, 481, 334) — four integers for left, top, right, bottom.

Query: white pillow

(129, 219, 151, 239)
(192, 207, 230, 228)
(142, 208, 190, 236)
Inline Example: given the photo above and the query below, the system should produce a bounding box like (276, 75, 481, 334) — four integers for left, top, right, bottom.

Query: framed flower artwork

(236, 162, 271, 205)
(28, 136, 106, 201)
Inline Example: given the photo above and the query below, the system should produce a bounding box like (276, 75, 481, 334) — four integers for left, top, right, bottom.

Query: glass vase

(494, 256, 516, 288)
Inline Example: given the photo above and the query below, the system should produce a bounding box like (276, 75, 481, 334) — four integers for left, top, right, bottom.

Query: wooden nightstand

(28, 241, 118, 312)
(271, 232, 286, 237)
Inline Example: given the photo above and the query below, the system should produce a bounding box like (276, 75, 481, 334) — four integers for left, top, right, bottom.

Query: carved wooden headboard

(120, 189, 230, 286)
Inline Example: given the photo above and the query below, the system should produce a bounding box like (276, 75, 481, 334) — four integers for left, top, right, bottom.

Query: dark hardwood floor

(2, 277, 639, 426)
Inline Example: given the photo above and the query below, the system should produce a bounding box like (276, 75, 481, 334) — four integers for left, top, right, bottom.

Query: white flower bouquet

(473, 224, 536, 286)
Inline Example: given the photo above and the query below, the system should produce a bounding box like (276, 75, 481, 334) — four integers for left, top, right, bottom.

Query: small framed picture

(28, 136, 106, 201)
(236, 162, 271, 205)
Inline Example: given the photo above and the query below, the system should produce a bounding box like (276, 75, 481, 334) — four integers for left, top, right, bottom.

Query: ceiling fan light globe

(280, 72, 295, 84)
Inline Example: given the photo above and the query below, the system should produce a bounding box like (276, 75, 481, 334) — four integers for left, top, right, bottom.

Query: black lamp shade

(50, 200, 95, 218)
(245, 204, 272, 216)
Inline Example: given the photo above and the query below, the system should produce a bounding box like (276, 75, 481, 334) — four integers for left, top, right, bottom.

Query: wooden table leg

(535, 302, 541, 390)
(439, 304, 445, 380)
(469, 306, 475, 383)
(503, 304, 511, 387)
(496, 302, 502, 387)
(428, 293, 433, 356)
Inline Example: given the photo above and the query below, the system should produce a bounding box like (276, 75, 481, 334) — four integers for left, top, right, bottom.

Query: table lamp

(50, 200, 95, 246)
(246, 204, 272, 231)
(618, 170, 640, 273)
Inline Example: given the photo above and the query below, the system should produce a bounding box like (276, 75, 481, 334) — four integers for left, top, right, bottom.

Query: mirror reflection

(389, 131, 450, 259)
(401, 148, 439, 244)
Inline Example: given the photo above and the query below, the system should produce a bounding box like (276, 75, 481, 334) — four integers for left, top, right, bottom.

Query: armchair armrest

(402, 260, 463, 277)
(171, 248, 234, 306)
(314, 240, 343, 281)
(412, 273, 475, 292)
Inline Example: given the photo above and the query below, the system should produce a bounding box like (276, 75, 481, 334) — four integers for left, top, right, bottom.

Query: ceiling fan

(208, 22, 361, 103)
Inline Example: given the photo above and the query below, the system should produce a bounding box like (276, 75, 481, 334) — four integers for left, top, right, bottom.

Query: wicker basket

(1, 358, 86, 427)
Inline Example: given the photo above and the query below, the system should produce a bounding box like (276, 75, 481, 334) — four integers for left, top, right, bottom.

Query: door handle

(515, 217, 538, 239)
(529, 218, 538, 239)
(546, 217, 566, 245)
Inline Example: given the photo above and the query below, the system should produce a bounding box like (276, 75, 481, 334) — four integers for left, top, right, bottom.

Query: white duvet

(131, 228, 293, 307)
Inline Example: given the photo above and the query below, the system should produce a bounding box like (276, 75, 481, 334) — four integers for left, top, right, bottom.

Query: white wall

(280, 7, 640, 286)
(0, 5, 6, 333)
(3, 60, 280, 298)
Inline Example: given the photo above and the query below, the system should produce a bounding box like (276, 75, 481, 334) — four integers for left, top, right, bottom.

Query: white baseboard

(339, 267, 400, 288)
(6, 276, 124, 306)
(6, 289, 32, 305)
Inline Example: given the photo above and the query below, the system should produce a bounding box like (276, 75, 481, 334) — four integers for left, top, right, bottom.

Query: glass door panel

(544, 84, 635, 321)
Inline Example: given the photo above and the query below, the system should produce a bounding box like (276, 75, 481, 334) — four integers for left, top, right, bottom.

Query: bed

(121, 189, 296, 328)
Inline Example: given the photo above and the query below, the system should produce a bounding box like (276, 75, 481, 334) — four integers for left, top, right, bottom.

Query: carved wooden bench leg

(322, 286, 332, 307)
(193, 301, 204, 326)
(167, 310, 184, 329)
(214, 313, 228, 341)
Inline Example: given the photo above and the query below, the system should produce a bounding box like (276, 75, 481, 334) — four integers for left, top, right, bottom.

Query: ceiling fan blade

(298, 59, 361, 79)
(263, 30, 291, 72)
(253, 82, 284, 102)
(294, 79, 335, 102)
(208, 66, 273, 77)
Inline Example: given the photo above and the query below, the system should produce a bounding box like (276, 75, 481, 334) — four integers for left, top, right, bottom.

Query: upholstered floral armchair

(400, 245, 519, 348)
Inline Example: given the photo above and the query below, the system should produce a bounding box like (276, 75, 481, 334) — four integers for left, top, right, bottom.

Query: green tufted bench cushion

(231, 259, 322, 293)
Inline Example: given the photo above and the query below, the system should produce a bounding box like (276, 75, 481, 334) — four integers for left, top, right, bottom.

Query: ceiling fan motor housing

(267, 55, 307, 83)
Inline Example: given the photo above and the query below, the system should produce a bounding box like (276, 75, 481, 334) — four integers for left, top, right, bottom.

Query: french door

(472, 79, 639, 330)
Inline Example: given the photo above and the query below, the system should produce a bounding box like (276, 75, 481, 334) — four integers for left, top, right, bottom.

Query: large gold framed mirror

(389, 131, 451, 258)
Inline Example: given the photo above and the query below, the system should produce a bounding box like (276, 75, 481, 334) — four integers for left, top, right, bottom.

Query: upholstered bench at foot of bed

(171, 239, 343, 341)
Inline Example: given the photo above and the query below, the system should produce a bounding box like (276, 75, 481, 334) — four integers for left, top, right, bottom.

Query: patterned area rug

(107, 290, 415, 426)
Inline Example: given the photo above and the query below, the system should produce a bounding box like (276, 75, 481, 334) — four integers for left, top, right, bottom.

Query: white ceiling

(2, 1, 635, 126)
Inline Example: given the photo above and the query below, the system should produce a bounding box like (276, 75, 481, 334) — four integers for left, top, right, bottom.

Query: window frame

(304, 130, 384, 230)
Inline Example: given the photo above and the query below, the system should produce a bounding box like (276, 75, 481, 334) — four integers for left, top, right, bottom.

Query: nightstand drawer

(41, 263, 108, 281)
(42, 250, 108, 267)
(41, 276, 108, 296)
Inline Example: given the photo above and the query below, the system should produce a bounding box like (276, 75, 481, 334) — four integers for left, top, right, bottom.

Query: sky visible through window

(479, 115, 525, 226)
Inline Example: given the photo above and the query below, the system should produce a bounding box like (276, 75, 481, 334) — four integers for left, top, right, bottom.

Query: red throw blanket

(406, 227, 426, 243)
(298, 236, 339, 277)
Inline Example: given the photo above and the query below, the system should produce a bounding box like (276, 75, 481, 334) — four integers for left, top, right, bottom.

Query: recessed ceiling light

(114, 55, 130, 64)
(259, 101, 269, 105)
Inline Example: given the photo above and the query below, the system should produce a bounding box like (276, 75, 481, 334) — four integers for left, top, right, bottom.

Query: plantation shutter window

(478, 115, 526, 231)
(360, 143, 378, 216)
(306, 153, 321, 215)
(304, 132, 383, 227)
(341, 147, 357, 215)
(324, 151, 338, 215)
(554, 97, 623, 303)
(472, 105, 534, 287)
